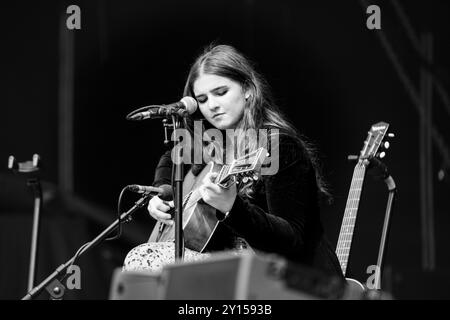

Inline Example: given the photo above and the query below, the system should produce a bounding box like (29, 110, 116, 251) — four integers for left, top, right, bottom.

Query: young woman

(124, 44, 343, 278)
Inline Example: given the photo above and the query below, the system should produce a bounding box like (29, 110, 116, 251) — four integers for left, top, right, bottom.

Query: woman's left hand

(199, 171, 237, 214)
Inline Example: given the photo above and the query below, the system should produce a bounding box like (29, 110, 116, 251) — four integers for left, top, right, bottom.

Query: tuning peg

(387, 133, 395, 138)
(378, 151, 386, 159)
(383, 141, 390, 149)
(438, 169, 445, 182)
(242, 176, 249, 183)
(32, 154, 40, 167)
(253, 174, 259, 181)
(8, 155, 18, 170)
(347, 155, 359, 162)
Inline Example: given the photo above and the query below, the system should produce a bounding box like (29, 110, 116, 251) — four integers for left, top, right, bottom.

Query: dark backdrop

(1, 0, 449, 299)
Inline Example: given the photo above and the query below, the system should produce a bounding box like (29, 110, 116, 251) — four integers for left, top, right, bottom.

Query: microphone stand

(127, 105, 189, 261)
(172, 115, 184, 261)
(22, 193, 153, 300)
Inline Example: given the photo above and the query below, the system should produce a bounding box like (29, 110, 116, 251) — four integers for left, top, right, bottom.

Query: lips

(212, 113, 225, 119)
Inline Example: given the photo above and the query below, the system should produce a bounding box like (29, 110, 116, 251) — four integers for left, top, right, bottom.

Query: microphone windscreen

(158, 184, 173, 201)
(181, 96, 198, 114)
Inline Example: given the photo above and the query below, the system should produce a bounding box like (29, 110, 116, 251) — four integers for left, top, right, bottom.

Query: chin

(211, 119, 230, 130)
(213, 123, 229, 130)
(210, 117, 238, 130)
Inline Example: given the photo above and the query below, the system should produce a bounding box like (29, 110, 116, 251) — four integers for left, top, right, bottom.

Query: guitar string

(339, 132, 386, 274)
(341, 163, 363, 274)
(338, 166, 358, 274)
(337, 162, 365, 275)
(341, 136, 382, 273)
(337, 134, 383, 265)
(337, 165, 356, 271)
(346, 164, 365, 273)
(337, 164, 358, 260)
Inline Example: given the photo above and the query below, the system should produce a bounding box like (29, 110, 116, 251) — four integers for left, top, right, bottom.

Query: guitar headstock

(216, 148, 267, 188)
(358, 122, 393, 164)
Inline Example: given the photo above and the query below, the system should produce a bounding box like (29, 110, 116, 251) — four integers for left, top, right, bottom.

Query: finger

(209, 172, 218, 181)
(203, 171, 219, 184)
(147, 196, 162, 210)
(199, 185, 209, 202)
(204, 183, 221, 194)
(156, 202, 171, 212)
(150, 209, 172, 221)
(165, 200, 175, 208)
(161, 219, 174, 226)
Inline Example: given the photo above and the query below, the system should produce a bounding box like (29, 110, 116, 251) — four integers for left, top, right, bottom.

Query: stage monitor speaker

(159, 251, 318, 300)
(109, 251, 347, 300)
(109, 268, 162, 300)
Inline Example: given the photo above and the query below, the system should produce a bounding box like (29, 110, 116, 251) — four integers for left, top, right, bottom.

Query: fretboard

(336, 162, 367, 276)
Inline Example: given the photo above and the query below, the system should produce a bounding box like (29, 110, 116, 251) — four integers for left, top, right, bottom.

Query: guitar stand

(346, 156, 396, 296)
(369, 158, 397, 292)
(8, 154, 43, 293)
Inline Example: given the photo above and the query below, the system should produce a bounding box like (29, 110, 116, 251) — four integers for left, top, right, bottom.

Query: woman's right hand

(147, 196, 174, 225)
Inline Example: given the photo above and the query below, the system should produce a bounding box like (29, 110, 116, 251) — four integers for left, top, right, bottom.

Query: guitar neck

(336, 162, 367, 276)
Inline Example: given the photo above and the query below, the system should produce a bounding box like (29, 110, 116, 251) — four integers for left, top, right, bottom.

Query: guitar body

(346, 278, 365, 292)
(149, 162, 222, 252)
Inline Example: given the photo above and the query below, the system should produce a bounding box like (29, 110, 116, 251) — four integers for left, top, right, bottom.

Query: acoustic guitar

(123, 147, 267, 272)
(336, 122, 390, 292)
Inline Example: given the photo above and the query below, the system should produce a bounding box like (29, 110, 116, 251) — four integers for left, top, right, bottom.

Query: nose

(207, 96, 220, 111)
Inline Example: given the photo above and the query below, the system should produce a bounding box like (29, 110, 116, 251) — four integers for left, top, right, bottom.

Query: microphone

(127, 184, 173, 201)
(127, 96, 198, 121)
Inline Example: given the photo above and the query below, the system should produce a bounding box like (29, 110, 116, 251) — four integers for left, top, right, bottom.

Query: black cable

(104, 186, 129, 241)
(60, 186, 129, 282)
(59, 241, 91, 284)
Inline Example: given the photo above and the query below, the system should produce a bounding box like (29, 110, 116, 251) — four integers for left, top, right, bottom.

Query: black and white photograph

(1, 0, 449, 304)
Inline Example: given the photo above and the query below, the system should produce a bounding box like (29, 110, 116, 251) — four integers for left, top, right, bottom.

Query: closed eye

(197, 96, 207, 104)
(215, 88, 228, 96)
(195, 86, 229, 103)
